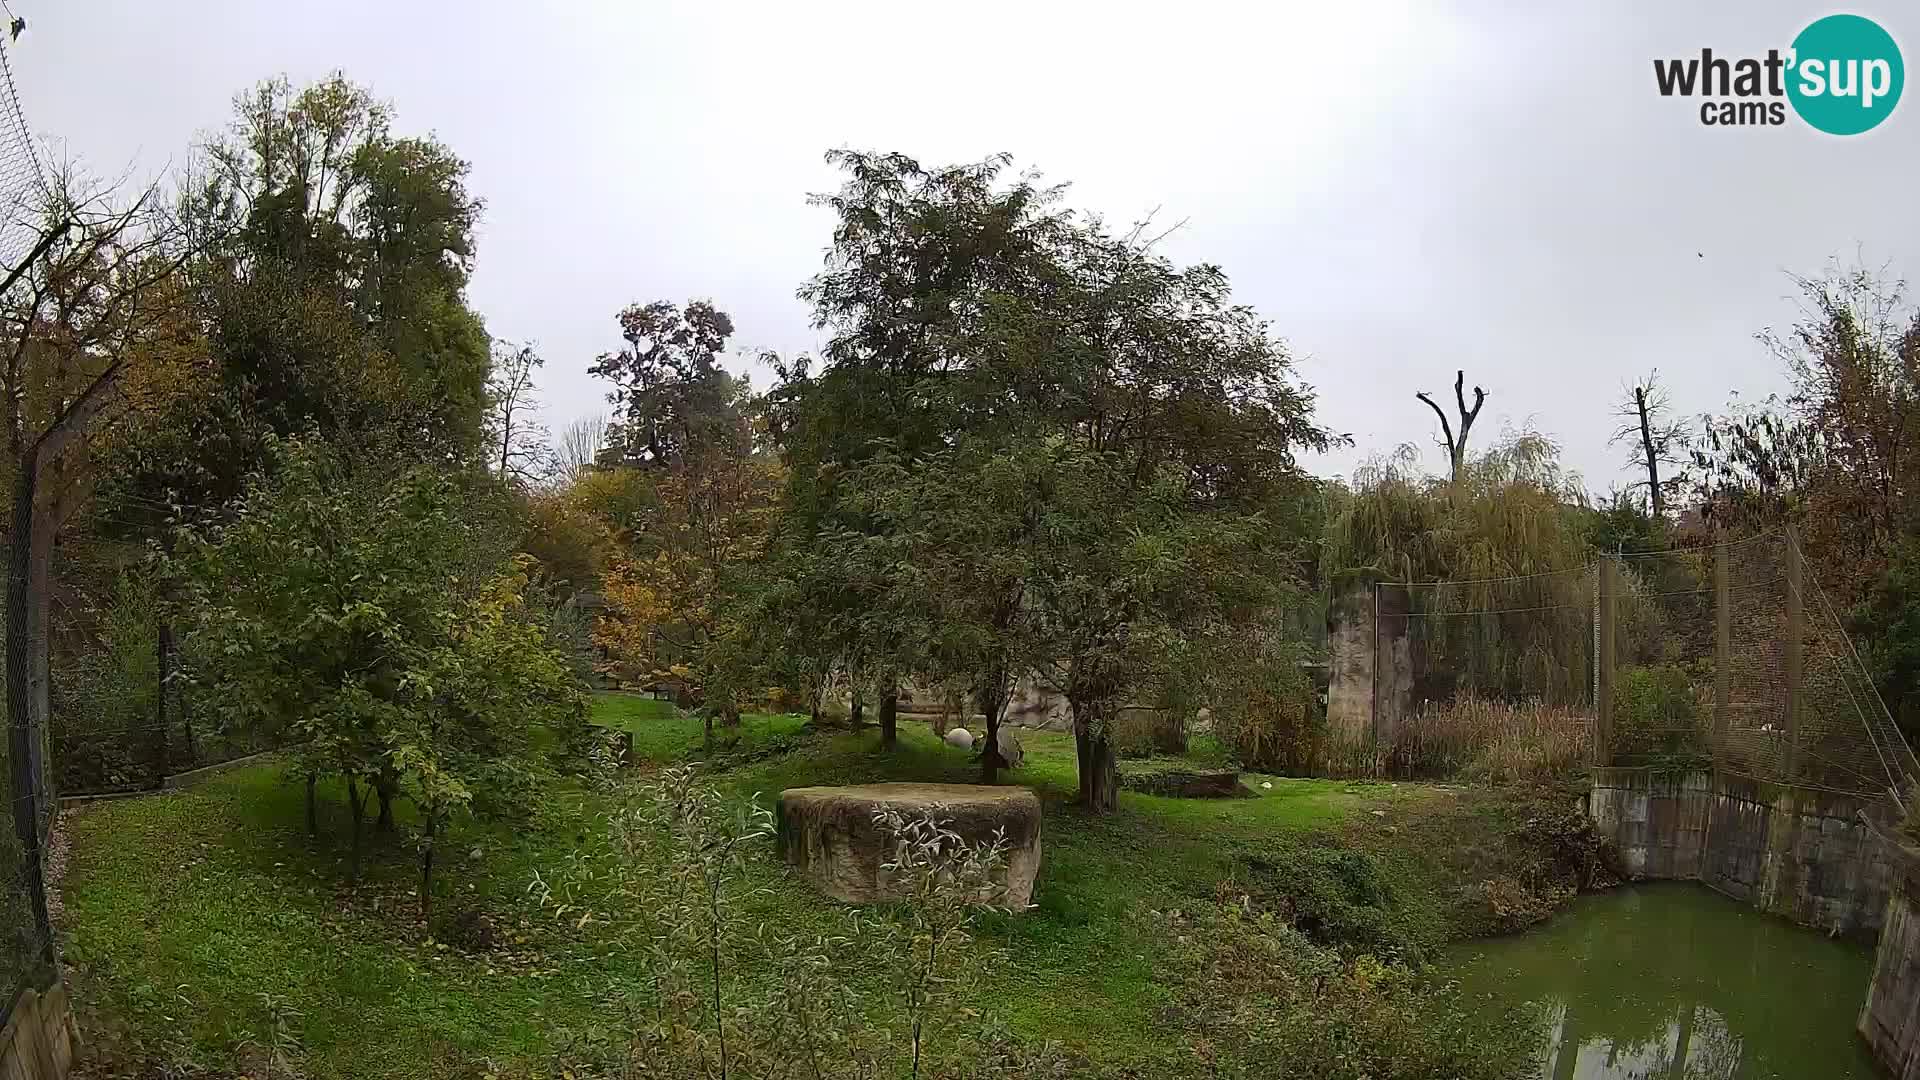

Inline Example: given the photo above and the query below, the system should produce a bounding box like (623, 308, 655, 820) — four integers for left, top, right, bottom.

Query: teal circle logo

(1787, 14, 1904, 134)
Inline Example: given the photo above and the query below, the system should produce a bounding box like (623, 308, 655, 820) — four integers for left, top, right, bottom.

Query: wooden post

(1597, 558, 1616, 765)
(1714, 540, 1730, 735)
(1784, 530, 1803, 782)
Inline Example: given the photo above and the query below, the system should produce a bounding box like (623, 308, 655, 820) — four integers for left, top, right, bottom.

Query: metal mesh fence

(1373, 566, 1597, 779)
(0, 30, 52, 1029)
(1369, 530, 1917, 798)
(0, 34, 40, 271)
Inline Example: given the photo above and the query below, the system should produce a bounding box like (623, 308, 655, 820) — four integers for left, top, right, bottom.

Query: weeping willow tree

(1324, 432, 1596, 706)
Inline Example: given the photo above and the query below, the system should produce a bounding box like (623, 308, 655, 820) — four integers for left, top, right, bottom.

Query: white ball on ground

(944, 727, 974, 750)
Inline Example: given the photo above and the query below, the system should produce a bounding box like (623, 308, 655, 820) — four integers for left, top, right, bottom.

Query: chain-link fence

(1363, 530, 1918, 799)
(1374, 565, 1596, 779)
(0, 29, 56, 1032)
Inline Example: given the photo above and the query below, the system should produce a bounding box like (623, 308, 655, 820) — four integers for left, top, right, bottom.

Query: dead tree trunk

(1416, 370, 1487, 490)
(1634, 385, 1663, 519)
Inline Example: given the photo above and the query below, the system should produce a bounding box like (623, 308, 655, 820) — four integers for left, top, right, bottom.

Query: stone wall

(1860, 832, 1920, 1078)
(1324, 580, 1410, 774)
(0, 983, 75, 1080)
(1588, 767, 1893, 937)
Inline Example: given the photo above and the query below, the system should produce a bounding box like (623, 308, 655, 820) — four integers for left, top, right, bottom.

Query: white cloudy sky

(8, 0, 1915, 490)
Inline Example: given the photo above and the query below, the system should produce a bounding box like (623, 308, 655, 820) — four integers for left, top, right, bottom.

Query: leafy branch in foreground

(532, 765, 1062, 1079)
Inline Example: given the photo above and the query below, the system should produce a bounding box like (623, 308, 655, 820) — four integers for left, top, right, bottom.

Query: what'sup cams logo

(1654, 13, 1903, 134)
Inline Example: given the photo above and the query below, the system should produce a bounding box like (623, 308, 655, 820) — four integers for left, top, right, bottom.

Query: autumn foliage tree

(585, 301, 782, 739)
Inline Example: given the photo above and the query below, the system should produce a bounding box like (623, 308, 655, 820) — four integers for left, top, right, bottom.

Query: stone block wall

(1860, 840, 1920, 1078)
(1588, 768, 1893, 937)
(0, 983, 75, 1080)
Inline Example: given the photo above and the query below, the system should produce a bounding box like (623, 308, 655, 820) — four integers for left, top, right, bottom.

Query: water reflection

(1452, 884, 1877, 1079)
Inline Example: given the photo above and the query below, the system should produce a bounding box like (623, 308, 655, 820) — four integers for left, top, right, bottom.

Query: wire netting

(0, 34, 41, 272)
(0, 31, 52, 1028)
(1376, 565, 1597, 779)
(1368, 530, 1917, 798)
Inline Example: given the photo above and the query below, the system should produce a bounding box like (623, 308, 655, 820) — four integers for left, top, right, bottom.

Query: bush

(1232, 846, 1425, 963)
(1612, 663, 1710, 768)
(535, 765, 1068, 1078)
(1156, 903, 1533, 1080)
(1209, 655, 1323, 774)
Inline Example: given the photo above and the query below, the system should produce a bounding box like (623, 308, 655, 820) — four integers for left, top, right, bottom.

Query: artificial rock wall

(1587, 768, 1893, 937)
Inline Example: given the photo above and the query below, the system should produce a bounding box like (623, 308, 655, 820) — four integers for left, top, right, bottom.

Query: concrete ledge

(58, 746, 290, 808)
(0, 983, 75, 1080)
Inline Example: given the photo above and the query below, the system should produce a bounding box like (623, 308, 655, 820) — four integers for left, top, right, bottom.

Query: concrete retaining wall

(1860, 847, 1920, 1080)
(1588, 768, 1893, 937)
(0, 984, 74, 1080)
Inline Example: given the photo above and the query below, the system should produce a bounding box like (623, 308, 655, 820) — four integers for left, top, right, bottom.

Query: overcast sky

(8, 1, 1914, 491)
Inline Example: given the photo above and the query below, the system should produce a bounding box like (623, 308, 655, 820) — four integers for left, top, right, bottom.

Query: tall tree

(587, 300, 779, 738)
(555, 413, 609, 484)
(484, 340, 552, 485)
(589, 300, 751, 469)
(1416, 370, 1487, 489)
(1610, 370, 1689, 520)
(188, 73, 491, 459)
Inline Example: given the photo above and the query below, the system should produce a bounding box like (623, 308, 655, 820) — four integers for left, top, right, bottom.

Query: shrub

(1232, 846, 1425, 962)
(1612, 663, 1710, 768)
(1157, 903, 1533, 1079)
(535, 765, 1066, 1078)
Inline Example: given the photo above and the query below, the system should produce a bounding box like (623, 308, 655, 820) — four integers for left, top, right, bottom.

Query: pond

(1451, 883, 1878, 1079)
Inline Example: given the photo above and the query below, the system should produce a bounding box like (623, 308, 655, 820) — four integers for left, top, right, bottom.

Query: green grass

(58, 693, 1553, 1078)
(588, 692, 811, 762)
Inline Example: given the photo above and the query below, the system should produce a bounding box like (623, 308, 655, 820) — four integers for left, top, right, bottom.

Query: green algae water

(1451, 883, 1877, 1079)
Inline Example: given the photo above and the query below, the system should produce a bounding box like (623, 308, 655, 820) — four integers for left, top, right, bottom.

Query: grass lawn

(58, 693, 1558, 1078)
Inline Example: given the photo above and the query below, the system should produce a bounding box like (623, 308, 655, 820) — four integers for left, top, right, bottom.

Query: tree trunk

(850, 690, 865, 728)
(421, 810, 437, 926)
(878, 684, 898, 749)
(703, 711, 714, 750)
(305, 772, 318, 837)
(375, 772, 397, 833)
(152, 615, 172, 787)
(348, 776, 366, 880)
(1072, 706, 1121, 813)
(977, 673, 1008, 784)
(1636, 386, 1663, 519)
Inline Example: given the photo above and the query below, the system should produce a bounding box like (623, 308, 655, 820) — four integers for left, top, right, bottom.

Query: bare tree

(3, 162, 191, 829)
(1416, 369, 1487, 487)
(1610, 369, 1690, 519)
(555, 412, 608, 483)
(484, 340, 553, 485)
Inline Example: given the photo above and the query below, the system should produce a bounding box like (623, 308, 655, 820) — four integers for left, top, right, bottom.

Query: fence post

(1369, 580, 1380, 778)
(1597, 557, 1615, 765)
(1784, 529, 1803, 782)
(1714, 538, 1730, 736)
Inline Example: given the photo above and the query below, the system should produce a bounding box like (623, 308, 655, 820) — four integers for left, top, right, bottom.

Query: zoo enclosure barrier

(1362, 529, 1919, 801)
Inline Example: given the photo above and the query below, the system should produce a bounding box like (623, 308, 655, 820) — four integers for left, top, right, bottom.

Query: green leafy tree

(174, 438, 584, 897)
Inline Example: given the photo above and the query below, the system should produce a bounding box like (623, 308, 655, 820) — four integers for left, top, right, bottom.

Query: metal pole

(1370, 581, 1380, 778)
(1784, 529, 1803, 782)
(1597, 557, 1616, 765)
(1714, 539, 1730, 736)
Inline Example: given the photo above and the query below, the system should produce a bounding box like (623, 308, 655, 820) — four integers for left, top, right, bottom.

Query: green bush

(1233, 846, 1424, 962)
(1157, 904, 1533, 1080)
(1612, 663, 1710, 768)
